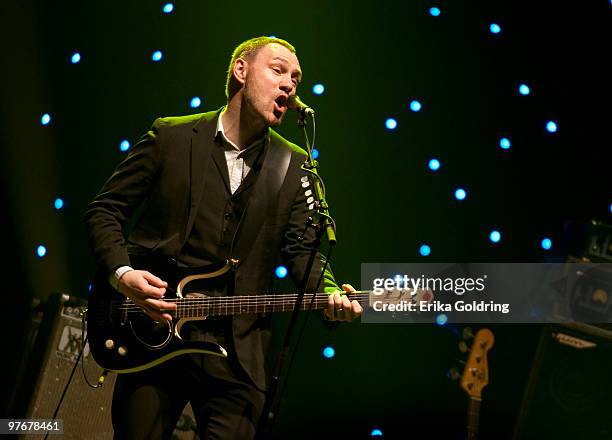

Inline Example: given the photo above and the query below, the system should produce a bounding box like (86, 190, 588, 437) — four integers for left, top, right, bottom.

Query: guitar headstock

(460, 328, 494, 399)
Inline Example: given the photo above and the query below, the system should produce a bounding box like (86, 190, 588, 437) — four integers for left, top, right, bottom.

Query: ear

(233, 58, 248, 87)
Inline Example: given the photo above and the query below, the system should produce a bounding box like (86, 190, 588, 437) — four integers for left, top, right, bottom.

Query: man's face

(241, 43, 302, 127)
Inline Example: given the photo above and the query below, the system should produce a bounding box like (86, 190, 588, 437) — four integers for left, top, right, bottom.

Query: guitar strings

(108, 293, 374, 315)
(109, 291, 371, 302)
(109, 292, 372, 306)
(111, 293, 371, 305)
(112, 296, 372, 311)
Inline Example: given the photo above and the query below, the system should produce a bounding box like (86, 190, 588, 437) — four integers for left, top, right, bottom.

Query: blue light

(312, 148, 319, 159)
(428, 158, 440, 171)
(37, 245, 47, 258)
(70, 52, 81, 64)
(490, 23, 501, 34)
(88, 283, 93, 292)
(312, 83, 325, 95)
(610, 202, 612, 214)
(429, 7, 441, 17)
(436, 314, 448, 325)
(409, 100, 422, 112)
(322, 346, 335, 359)
(541, 238, 552, 250)
(500, 137, 511, 150)
(41, 113, 51, 125)
(269, 35, 277, 38)
(54, 198, 64, 210)
(489, 230, 501, 243)
(454, 188, 467, 200)
(385, 118, 397, 130)
(190, 96, 201, 108)
(371, 428, 383, 437)
(419, 244, 431, 256)
(152, 50, 163, 62)
(519, 84, 530, 95)
(120, 140, 130, 152)
(546, 121, 558, 133)
(275, 265, 288, 278)
(162, 3, 174, 13)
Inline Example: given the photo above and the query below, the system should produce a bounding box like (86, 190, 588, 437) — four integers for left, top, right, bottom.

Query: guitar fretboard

(116, 292, 371, 317)
(466, 396, 481, 440)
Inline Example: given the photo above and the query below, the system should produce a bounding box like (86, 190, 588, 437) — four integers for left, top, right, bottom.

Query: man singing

(84, 36, 362, 439)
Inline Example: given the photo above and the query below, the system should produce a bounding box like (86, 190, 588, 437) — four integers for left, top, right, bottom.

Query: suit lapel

(211, 143, 231, 194)
(183, 109, 223, 245)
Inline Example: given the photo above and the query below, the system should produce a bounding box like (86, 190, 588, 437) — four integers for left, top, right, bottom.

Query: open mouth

(274, 95, 288, 113)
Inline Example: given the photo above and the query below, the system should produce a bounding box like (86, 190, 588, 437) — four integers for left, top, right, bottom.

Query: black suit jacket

(84, 109, 338, 389)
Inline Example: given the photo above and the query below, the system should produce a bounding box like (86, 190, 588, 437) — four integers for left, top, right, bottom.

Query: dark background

(1, 0, 610, 438)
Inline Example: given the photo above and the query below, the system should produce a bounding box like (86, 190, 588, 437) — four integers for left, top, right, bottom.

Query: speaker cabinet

(22, 293, 198, 439)
(22, 293, 115, 439)
(513, 323, 612, 439)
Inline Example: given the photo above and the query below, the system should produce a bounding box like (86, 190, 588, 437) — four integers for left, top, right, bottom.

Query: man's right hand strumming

(116, 270, 177, 322)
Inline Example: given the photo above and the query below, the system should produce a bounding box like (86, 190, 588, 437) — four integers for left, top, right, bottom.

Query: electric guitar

(460, 328, 494, 440)
(87, 257, 432, 374)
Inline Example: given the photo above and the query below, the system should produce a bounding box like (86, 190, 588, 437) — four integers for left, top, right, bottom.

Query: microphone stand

(255, 109, 336, 439)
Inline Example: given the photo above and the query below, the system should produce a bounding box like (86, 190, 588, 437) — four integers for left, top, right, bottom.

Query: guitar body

(87, 257, 231, 374)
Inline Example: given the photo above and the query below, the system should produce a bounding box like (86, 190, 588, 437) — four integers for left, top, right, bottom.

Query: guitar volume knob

(104, 339, 115, 350)
(118, 346, 128, 356)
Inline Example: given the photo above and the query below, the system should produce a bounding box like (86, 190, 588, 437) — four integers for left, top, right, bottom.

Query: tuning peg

(458, 340, 470, 353)
(462, 326, 474, 340)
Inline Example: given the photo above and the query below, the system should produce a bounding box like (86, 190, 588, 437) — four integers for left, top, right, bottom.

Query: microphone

(287, 95, 315, 116)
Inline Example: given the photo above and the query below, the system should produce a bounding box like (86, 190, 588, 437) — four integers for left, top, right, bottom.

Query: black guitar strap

(228, 133, 292, 266)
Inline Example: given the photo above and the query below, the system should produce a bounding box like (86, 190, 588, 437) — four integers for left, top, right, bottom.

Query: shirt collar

(216, 107, 269, 154)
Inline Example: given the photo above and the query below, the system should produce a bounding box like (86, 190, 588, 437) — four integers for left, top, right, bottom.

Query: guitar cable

(80, 308, 110, 388)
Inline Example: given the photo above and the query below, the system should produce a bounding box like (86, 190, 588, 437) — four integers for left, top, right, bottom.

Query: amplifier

(513, 323, 612, 439)
(22, 293, 198, 439)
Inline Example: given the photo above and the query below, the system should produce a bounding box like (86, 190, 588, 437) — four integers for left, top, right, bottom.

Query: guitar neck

(174, 291, 371, 318)
(465, 397, 481, 440)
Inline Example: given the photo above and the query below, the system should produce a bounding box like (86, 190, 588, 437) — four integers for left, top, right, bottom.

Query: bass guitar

(87, 258, 428, 374)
